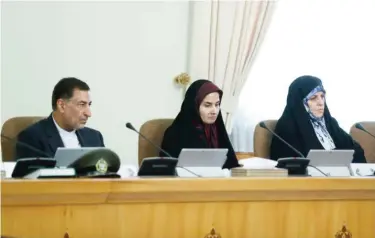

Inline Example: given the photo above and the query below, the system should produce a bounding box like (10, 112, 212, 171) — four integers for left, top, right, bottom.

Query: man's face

(57, 89, 92, 130)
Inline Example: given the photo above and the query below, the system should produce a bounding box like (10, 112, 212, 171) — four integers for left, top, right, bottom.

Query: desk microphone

(354, 123, 375, 176)
(125, 122, 174, 159)
(1, 134, 52, 158)
(259, 121, 311, 176)
(126, 122, 200, 177)
(259, 122, 305, 158)
(355, 123, 375, 139)
(1, 134, 56, 178)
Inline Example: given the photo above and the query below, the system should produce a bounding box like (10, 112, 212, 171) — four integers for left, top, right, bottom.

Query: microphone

(125, 122, 173, 158)
(126, 122, 178, 176)
(259, 121, 311, 176)
(1, 134, 52, 158)
(0, 134, 56, 178)
(354, 123, 375, 176)
(355, 123, 375, 139)
(125, 122, 201, 177)
(259, 121, 305, 158)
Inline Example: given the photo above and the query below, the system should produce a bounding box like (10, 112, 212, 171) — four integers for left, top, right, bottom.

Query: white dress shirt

(52, 116, 81, 148)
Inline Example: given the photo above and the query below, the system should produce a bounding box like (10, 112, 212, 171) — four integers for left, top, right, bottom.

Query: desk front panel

(2, 177, 375, 238)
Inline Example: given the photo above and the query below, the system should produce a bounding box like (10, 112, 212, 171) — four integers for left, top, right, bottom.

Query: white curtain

(187, 0, 275, 132)
(231, 0, 375, 152)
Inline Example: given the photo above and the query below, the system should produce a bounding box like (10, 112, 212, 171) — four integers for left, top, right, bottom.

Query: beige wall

(0, 1, 190, 164)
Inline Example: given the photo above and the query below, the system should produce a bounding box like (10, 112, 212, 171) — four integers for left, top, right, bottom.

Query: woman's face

(307, 91, 325, 118)
(199, 92, 220, 124)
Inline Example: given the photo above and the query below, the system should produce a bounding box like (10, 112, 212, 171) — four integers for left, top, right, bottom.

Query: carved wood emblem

(335, 225, 352, 238)
(204, 228, 221, 238)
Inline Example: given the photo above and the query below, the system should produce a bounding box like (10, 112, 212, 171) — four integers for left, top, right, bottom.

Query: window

(231, 0, 375, 152)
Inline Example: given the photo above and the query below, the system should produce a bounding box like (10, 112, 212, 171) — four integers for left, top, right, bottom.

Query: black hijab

(270, 75, 366, 163)
(160, 79, 240, 169)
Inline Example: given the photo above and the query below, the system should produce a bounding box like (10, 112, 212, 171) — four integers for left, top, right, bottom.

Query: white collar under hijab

(303, 85, 336, 150)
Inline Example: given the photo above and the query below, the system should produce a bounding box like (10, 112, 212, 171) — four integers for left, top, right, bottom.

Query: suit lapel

(44, 114, 64, 154)
(76, 130, 86, 147)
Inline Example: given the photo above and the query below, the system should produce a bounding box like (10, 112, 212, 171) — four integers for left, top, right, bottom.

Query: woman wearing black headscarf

(270, 75, 367, 163)
(160, 79, 240, 169)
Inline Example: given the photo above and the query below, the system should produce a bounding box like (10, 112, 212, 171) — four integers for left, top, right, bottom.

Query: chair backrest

(1, 116, 44, 161)
(253, 120, 278, 158)
(349, 121, 375, 163)
(138, 118, 173, 165)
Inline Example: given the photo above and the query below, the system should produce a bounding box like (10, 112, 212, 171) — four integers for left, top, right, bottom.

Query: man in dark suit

(15, 77, 105, 160)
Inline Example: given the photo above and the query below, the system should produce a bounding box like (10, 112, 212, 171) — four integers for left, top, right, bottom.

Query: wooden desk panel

(2, 178, 375, 238)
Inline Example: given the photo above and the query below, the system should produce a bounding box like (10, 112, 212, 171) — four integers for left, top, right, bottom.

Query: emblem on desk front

(204, 228, 221, 238)
(335, 225, 352, 238)
(64, 231, 70, 238)
(95, 158, 108, 173)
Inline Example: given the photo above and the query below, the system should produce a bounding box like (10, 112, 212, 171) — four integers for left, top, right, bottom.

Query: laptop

(176, 148, 229, 177)
(306, 149, 354, 176)
(54, 147, 101, 167)
(177, 148, 229, 167)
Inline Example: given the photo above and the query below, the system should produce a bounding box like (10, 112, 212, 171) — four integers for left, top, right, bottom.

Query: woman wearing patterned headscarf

(160, 79, 240, 169)
(270, 75, 367, 163)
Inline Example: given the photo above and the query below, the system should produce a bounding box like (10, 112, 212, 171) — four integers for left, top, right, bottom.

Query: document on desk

(238, 157, 277, 169)
(233, 157, 287, 177)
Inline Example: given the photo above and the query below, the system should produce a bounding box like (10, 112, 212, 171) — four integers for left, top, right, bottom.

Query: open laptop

(177, 148, 228, 167)
(54, 147, 101, 168)
(176, 148, 229, 177)
(306, 149, 354, 176)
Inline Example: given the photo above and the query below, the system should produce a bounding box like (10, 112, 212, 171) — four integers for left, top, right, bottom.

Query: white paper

(238, 157, 277, 169)
(2, 162, 16, 178)
(350, 163, 375, 176)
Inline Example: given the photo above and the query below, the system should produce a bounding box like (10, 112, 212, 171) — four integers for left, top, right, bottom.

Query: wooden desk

(2, 177, 375, 238)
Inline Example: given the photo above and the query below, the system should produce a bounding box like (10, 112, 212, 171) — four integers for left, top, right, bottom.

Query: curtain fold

(187, 0, 276, 133)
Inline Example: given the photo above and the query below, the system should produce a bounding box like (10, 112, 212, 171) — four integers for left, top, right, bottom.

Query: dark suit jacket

(15, 114, 105, 160)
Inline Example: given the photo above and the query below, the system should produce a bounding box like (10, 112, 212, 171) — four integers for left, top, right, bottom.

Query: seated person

(270, 75, 367, 163)
(160, 79, 240, 169)
(15, 77, 105, 160)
